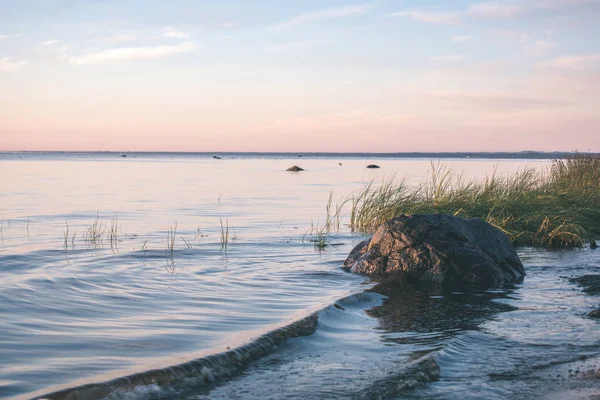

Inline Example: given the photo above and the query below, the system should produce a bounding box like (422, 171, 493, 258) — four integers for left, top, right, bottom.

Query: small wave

(351, 356, 440, 400)
(34, 314, 319, 400)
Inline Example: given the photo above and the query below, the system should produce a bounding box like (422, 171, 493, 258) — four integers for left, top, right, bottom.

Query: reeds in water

(166, 223, 177, 259)
(220, 218, 229, 249)
(84, 213, 104, 248)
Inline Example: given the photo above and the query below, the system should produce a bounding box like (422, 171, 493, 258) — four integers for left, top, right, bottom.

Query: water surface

(1, 154, 597, 399)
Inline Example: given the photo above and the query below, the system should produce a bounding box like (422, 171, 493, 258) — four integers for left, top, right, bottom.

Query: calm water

(1, 154, 598, 400)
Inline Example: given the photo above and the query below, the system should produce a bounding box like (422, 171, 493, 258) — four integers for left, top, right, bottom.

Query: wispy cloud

(42, 40, 60, 46)
(0, 57, 26, 72)
(389, 11, 460, 24)
(391, 0, 600, 25)
(525, 40, 555, 57)
(0, 34, 19, 40)
(69, 41, 198, 65)
(271, 4, 371, 30)
(266, 39, 331, 54)
(222, 22, 236, 28)
(453, 35, 473, 43)
(467, 2, 525, 18)
(537, 53, 600, 69)
(429, 55, 466, 61)
(162, 31, 190, 39)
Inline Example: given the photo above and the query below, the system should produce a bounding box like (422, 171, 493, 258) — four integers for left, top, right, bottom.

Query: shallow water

(1, 154, 598, 399)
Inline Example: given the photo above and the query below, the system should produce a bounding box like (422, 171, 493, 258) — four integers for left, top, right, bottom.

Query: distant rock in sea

(287, 166, 304, 172)
(213, 155, 222, 160)
(366, 164, 380, 169)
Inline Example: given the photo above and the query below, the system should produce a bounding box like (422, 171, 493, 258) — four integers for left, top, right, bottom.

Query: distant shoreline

(1, 151, 597, 160)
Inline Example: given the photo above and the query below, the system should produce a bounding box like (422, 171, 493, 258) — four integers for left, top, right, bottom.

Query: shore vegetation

(343, 154, 600, 249)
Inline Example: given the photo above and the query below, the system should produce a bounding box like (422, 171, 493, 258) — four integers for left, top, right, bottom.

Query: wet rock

(213, 155, 222, 160)
(344, 214, 525, 288)
(569, 275, 600, 295)
(590, 240, 598, 249)
(286, 165, 304, 171)
(366, 164, 380, 169)
(588, 308, 600, 318)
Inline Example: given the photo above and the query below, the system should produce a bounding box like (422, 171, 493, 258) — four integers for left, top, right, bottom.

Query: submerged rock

(344, 214, 525, 288)
(590, 240, 598, 249)
(588, 308, 600, 319)
(286, 165, 304, 171)
(569, 275, 600, 295)
(366, 164, 380, 169)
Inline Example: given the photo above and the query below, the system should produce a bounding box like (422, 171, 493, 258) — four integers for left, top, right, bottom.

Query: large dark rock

(344, 214, 525, 287)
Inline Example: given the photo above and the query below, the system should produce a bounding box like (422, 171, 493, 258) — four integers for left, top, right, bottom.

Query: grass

(220, 218, 229, 249)
(84, 213, 104, 248)
(108, 215, 119, 250)
(342, 154, 600, 249)
(166, 223, 177, 259)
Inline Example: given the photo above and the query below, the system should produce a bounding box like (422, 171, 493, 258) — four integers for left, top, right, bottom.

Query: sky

(1, 0, 599, 152)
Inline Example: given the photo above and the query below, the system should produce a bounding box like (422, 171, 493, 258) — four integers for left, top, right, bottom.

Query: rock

(344, 214, 525, 287)
(590, 240, 598, 249)
(366, 164, 380, 169)
(569, 275, 600, 295)
(213, 155, 222, 160)
(286, 165, 304, 172)
(588, 308, 600, 318)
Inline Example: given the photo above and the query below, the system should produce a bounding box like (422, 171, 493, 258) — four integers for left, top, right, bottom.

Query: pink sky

(1, 1, 599, 152)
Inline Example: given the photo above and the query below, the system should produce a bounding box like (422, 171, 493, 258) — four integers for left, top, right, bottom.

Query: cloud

(162, 31, 190, 39)
(389, 11, 460, 24)
(526, 40, 555, 57)
(42, 40, 60, 46)
(391, 0, 600, 25)
(452, 35, 473, 43)
(537, 54, 600, 69)
(0, 57, 26, 72)
(0, 34, 19, 40)
(271, 4, 371, 30)
(266, 39, 331, 54)
(429, 55, 466, 61)
(69, 41, 198, 65)
(467, 2, 525, 18)
(222, 22, 236, 28)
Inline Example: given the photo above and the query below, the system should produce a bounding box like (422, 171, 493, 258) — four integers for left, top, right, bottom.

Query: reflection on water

(367, 281, 517, 342)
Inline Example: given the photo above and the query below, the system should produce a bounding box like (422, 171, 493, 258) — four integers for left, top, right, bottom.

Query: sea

(1, 152, 599, 400)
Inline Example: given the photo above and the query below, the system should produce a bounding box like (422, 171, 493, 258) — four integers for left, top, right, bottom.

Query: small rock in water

(366, 164, 380, 169)
(590, 240, 598, 249)
(213, 155, 222, 160)
(569, 275, 600, 295)
(588, 308, 600, 318)
(286, 165, 304, 171)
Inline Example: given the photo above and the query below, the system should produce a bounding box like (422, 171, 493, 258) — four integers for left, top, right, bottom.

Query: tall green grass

(344, 154, 600, 249)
